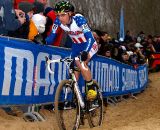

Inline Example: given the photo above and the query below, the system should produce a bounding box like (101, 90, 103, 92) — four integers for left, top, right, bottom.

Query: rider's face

(57, 12, 71, 25)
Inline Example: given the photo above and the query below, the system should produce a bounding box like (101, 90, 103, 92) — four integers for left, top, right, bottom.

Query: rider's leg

(75, 60, 92, 81)
(75, 56, 97, 101)
(74, 71, 80, 81)
(74, 42, 98, 101)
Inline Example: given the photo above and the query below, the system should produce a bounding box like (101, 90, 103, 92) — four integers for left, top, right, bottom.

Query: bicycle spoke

(55, 80, 80, 130)
(87, 81, 103, 128)
(89, 97, 103, 126)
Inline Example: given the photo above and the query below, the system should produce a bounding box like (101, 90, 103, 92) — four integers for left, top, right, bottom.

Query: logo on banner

(2, 47, 66, 96)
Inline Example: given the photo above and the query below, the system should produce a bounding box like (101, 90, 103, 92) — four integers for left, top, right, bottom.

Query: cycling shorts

(71, 42, 98, 59)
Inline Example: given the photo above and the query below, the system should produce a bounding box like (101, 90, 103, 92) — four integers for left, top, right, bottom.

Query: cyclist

(46, 1, 98, 101)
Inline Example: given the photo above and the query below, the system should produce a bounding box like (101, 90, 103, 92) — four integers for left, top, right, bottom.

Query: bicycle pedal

(89, 105, 99, 112)
(64, 106, 73, 110)
(89, 101, 99, 112)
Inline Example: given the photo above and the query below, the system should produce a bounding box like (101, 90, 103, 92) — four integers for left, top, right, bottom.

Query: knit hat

(33, 2, 45, 14)
(18, 2, 35, 14)
(44, 7, 53, 16)
(32, 14, 46, 33)
(135, 43, 143, 48)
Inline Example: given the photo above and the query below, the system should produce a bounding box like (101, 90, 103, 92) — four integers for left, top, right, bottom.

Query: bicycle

(46, 56, 103, 130)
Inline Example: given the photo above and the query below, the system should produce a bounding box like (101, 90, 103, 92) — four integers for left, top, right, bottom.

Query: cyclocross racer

(46, 1, 98, 101)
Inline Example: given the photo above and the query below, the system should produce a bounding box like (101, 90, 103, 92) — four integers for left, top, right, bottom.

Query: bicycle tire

(54, 80, 81, 130)
(87, 80, 103, 128)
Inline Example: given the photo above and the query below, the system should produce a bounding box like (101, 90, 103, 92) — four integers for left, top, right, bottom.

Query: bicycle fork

(63, 80, 85, 109)
(71, 73, 85, 109)
(73, 81, 85, 109)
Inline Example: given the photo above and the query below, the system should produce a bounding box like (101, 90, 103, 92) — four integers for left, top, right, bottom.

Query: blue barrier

(0, 36, 148, 105)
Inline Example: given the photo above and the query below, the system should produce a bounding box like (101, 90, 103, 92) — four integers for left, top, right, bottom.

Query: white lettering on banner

(49, 55, 63, 95)
(34, 52, 50, 95)
(122, 68, 138, 91)
(94, 61, 119, 92)
(2, 47, 34, 96)
(95, 61, 101, 87)
(1, 46, 147, 98)
(2, 47, 65, 96)
(139, 68, 147, 88)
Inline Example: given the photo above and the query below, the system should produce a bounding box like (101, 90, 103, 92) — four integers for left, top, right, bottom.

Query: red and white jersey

(46, 13, 98, 54)
(60, 16, 87, 44)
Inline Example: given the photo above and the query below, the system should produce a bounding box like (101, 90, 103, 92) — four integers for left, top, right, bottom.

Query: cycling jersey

(46, 13, 98, 58)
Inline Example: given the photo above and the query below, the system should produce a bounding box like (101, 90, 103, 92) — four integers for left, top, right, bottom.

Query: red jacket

(46, 10, 63, 46)
(14, 0, 35, 9)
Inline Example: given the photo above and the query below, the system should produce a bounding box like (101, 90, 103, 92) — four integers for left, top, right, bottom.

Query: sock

(85, 80, 95, 91)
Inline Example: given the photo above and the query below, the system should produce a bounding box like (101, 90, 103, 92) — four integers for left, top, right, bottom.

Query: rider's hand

(80, 51, 88, 61)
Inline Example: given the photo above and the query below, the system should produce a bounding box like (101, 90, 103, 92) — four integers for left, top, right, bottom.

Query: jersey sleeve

(74, 14, 96, 52)
(45, 17, 61, 45)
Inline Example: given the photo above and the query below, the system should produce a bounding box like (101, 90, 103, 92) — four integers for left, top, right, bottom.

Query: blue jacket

(0, 0, 21, 35)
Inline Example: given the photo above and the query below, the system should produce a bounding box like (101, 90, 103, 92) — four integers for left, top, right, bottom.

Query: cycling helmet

(54, 1, 74, 13)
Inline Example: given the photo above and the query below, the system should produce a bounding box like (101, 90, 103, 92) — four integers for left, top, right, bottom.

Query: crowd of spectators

(0, 0, 63, 46)
(92, 30, 160, 70)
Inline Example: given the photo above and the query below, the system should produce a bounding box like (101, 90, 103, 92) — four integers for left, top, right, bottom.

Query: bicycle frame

(46, 56, 85, 108)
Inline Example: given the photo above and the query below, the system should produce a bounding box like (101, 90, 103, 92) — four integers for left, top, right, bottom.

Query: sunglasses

(56, 12, 68, 18)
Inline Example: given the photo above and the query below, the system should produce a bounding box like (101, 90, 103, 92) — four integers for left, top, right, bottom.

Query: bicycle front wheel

(87, 81, 103, 128)
(54, 80, 81, 130)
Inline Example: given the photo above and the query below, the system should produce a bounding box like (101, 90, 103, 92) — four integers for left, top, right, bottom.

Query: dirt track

(0, 72, 160, 130)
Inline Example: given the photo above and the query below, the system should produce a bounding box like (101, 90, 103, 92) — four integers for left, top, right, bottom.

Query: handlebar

(45, 56, 73, 74)
(46, 56, 88, 74)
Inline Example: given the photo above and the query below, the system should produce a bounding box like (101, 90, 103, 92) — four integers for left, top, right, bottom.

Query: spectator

(92, 31, 101, 49)
(121, 51, 131, 65)
(33, 1, 45, 14)
(102, 43, 114, 58)
(8, 2, 35, 39)
(18, 2, 35, 20)
(116, 44, 127, 61)
(28, 14, 46, 43)
(94, 30, 111, 55)
(112, 43, 120, 60)
(101, 32, 111, 43)
(145, 35, 156, 57)
(138, 31, 146, 43)
(103, 48, 112, 58)
(124, 30, 133, 43)
(0, 0, 26, 35)
(153, 35, 160, 52)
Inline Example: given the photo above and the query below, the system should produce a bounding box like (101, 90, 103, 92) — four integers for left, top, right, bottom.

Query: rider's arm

(74, 14, 96, 52)
(45, 18, 60, 45)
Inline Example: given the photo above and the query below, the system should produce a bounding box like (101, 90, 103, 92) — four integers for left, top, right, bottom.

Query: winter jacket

(28, 19, 38, 40)
(0, 0, 21, 35)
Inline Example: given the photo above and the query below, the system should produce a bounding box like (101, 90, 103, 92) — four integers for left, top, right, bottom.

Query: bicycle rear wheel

(54, 80, 81, 130)
(87, 81, 103, 128)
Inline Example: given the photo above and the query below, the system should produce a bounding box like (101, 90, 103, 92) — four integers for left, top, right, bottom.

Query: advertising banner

(0, 37, 148, 105)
